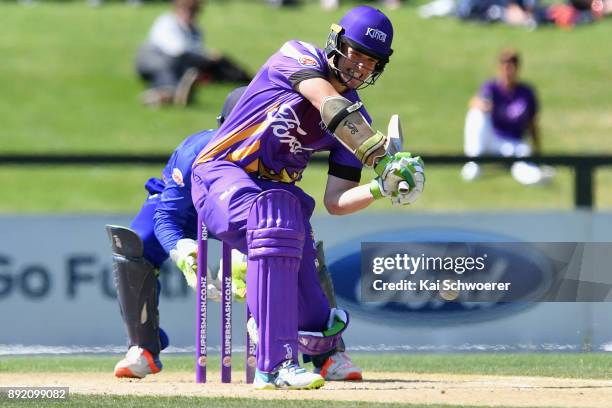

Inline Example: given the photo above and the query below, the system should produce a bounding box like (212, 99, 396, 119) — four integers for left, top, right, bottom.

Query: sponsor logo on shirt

(267, 104, 314, 155)
(171, 168, 185, 187)
(298, 55, 318, 67)
(365, 27, 387, 43)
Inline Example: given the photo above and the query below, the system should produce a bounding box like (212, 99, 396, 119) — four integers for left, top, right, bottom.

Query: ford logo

(326, 228, 554, 326)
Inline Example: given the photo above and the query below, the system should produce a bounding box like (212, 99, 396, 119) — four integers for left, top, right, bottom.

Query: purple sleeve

(268, 41, 328, 90)
(478, 80, 495, 102)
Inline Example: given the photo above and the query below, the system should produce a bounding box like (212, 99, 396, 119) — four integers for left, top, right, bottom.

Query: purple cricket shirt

(194, 40, 371, 184)
(480, 79, 539, 141)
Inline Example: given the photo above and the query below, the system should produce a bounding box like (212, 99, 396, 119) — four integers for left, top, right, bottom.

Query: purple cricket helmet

(325, 5, 394, 87)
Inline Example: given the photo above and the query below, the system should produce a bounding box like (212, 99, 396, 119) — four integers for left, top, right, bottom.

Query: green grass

(1, 2, 611, 212)
(0, 163, 577, 212)
(0, 165, 159, 213)
(2, 353, 611, 379)
(1, 354, 605, 407)
(0, 394, 551, 408)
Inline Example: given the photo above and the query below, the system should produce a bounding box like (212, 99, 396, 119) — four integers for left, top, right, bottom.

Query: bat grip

(398, 181, 410, 194)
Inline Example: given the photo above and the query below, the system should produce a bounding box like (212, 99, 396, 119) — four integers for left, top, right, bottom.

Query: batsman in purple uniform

(192, 6, 425, 390)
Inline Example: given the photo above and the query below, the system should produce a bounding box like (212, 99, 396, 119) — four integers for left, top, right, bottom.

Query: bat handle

(398, 181, 410, 194)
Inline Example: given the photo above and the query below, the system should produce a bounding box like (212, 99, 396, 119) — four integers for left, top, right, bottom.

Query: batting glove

(370, 153, 425, 205)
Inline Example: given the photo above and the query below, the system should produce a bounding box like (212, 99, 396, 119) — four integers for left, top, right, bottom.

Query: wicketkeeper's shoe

(315, 352, 362, 381)
(114, 346, 162, 379)
(253, 360, 325, 390)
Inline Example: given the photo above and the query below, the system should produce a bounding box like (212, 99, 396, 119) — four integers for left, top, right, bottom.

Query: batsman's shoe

(315, 352, 362, 381)
(114, 346, 162, 379)
(253, 361, 325, 390)
(253, 370, 277, 390)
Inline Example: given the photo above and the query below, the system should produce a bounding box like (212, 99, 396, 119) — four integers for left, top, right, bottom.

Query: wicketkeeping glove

(370, 152, 425, 205)
(170, 238, 198, 283)
(218, 249, 248, 302)
(169, 238, 222, 301)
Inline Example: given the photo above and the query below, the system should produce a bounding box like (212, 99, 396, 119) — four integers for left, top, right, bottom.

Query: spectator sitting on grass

(135, 0, 251, 107)
(461, 49, 554, 185)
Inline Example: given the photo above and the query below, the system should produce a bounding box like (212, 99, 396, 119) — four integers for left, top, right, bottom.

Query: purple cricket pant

(192, 160, 330, 372)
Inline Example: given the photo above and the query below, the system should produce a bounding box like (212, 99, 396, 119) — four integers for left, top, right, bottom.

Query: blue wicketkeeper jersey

(132, 129, 216, 262)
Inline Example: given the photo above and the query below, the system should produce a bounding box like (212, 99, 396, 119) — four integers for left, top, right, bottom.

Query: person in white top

(135, 0, 251, 107)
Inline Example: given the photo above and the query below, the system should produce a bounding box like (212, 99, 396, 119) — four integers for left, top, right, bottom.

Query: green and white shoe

(253, 360, 325, 390)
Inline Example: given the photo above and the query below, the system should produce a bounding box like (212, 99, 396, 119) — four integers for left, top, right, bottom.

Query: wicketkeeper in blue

(106, 124, 223, 378)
